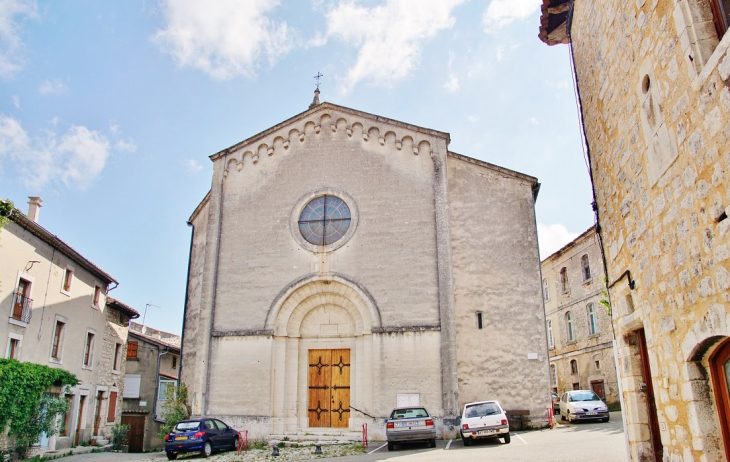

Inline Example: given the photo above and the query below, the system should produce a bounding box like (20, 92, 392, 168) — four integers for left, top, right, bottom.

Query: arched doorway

(266, 274, 380, 433)
(710, 337, 730, 461)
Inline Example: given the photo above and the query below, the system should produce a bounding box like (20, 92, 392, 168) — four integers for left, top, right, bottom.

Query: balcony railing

(11, 292, 32, 323)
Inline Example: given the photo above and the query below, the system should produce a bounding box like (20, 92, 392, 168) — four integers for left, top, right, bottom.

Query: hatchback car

(559, 390, 609, 422)
(460, 400, 510, 445)
(385, 407, 437, 451)
(164, 418, 239, 459)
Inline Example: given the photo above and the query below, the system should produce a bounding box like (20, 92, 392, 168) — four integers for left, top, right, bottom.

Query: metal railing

(11, 292, 32, 323)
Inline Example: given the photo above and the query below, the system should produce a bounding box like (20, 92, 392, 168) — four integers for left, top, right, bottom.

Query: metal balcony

(11, 292, 32, 323)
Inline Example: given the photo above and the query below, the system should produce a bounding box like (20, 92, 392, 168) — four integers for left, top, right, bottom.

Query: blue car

(164, 418, 239, 459)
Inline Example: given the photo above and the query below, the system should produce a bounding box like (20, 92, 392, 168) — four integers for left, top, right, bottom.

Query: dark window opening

(476, 312, 483, 330)
(711, 0, 730, 39)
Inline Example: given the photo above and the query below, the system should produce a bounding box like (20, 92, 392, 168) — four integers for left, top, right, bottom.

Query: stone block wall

(569, 0, 730, 459)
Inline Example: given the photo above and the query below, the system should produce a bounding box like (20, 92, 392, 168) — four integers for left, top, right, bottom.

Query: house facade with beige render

(540, 0, 730, 460)
(0, 198, 139, 451)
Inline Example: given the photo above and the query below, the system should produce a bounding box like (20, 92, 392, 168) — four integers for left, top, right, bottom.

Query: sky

(0, 0, 594, 335)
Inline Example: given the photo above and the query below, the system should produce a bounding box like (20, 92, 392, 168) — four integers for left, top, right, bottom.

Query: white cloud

(0, 114, 110, 189)
(0, 0, 37, 78)
(325, 0, 466, 94)
(467, 115, 478, 123)
(530, 117, 538, 125)
(537, 223, 580, 259)
(185, 159, 203, 172)
(153, 0, 292, 80)
(114, 139, 136, 152)
(11, 95, 19, 108)
(38, 78, 68, 95)
(483, 0, 541, 32)
(444, 73, 459, 93)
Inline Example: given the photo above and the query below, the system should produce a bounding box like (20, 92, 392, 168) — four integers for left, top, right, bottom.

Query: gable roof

(106, 297, 140, 319)
(9, 208, 117, 285)
(209, 101, 450, 162)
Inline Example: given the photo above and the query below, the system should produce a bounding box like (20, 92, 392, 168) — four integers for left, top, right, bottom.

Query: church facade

(180, 99, 550, 439)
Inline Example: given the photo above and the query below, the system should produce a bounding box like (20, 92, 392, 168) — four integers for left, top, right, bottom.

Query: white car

(460, 400, 510, 446)
(559, 390, 609, 422)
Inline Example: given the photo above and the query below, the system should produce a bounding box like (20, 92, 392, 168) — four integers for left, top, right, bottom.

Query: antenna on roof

(142, 302, 160, 329)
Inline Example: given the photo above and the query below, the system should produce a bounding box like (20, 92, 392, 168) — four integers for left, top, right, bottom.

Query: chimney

(27, 197, 43, 223)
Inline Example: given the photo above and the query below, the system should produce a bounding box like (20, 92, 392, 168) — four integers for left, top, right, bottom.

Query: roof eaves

(106, 297, 140, 319)
(188, 190, 211, 224)
(447, 151, 538, 185)
(538, 0, 573, 46)
(540, 224, 597, 263)
(129, 330, 181, 352)
(9, 209, 117, 285)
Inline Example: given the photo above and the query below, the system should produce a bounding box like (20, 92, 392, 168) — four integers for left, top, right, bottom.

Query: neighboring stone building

(0, 198, 139, 451)
(181, 96, 550, 440)
(122, 322, 180, 453)
(540, 1, 730, 460)
(542, 226, 619, 409)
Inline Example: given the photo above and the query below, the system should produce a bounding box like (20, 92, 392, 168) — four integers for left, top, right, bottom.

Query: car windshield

(174, 421, 200, 432)
(390, 408, 429, 419)
(569, 392, 601, 402)
(464, 402, 501, 417)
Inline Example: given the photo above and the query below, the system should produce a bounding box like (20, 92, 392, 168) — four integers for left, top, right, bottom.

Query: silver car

(559, 390, 609, 422)
(385, 407, 437, 451)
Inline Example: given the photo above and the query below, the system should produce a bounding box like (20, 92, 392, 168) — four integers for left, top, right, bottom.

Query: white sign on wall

(397, 393, 420, 407)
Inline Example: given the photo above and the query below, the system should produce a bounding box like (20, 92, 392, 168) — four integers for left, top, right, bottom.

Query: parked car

(551, 392, 560, 414)
(559, 390, 609, 423)
(385, 407, 437, 451)
(460, 400, 510, 446)
(164, 418, 239, 459)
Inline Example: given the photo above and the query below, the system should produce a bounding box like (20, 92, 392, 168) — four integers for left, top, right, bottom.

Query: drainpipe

(178, 221, 195, 385)
(153, 345, 170, 422)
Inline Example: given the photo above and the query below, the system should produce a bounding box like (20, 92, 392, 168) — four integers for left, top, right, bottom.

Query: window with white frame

(50, 317, 67, 361)
(83, 331, 95, 368)
(570, 359, 578, 374)
(92, 285, 102, 308)
(543, 278, 550, 301)
(566, 311, 574, 342)
(550, 364, 557, 386)
(6, 333, 22, 359)
(112, 343, 122, 371)
(123, 374, 141, 398)
(156, 379, 176, 420)
(587, 303, 598, 335)
(62, 267, 74, 293)
(547, 320, 555, 349)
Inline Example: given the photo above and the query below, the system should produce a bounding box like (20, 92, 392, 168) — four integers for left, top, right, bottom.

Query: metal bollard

(272, 446, 280, 456)
(314, 444, 322, 454)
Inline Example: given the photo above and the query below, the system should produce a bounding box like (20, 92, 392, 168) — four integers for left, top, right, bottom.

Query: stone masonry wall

(571, 0, 730, 460)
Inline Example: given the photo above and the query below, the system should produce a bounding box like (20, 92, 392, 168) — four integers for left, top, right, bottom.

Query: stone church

(180, 93, 550, 439)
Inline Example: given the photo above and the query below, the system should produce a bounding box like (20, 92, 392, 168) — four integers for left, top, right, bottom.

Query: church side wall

(180, 200, 209, 399)
(446, 156, 550, 427)
(571, 0, 730, 459)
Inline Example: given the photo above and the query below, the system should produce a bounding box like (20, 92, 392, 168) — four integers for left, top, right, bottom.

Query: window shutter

(123, 375, 141, 398)
(107, 391, 117, 422)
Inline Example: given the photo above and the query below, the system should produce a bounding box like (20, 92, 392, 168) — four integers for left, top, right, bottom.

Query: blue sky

(0, 0, 594, 334)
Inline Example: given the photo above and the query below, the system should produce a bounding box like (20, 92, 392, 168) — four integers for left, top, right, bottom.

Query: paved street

(55, 412, 626, 462)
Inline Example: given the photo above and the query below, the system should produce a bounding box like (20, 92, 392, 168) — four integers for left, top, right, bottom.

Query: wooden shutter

(107, 391, 117, 422)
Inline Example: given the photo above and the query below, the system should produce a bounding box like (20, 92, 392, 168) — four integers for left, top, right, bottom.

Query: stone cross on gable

(314, 72, 323, 90)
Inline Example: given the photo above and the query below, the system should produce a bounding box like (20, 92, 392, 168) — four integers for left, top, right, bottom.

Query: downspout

(178, 221, 195, 385)
(153, 345, 170, 422)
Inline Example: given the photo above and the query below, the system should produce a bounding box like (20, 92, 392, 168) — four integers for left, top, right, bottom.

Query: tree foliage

(157, 383, 192, 440)
(600, 277, 611, 316)
(0, 199, 13, 230)
(0, 359, 78, 457)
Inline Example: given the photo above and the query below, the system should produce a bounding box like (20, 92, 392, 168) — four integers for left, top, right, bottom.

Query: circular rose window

(298, 195, 352, 246)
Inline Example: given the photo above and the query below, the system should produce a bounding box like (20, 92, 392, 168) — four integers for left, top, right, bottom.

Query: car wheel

(429, 439, 436, 448)
(601, 417, 609, 423)
(561, 411, 566, 421)
(503, 433, 511, 444)
(201, 440, 213, 458)
(462, 437, 471, 446)
(166, 452, 177, 460)
(387, 442, 394, 451)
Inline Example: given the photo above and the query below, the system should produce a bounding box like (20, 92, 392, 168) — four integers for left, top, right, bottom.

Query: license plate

(477, 429, 495, 435)
(394, 421, 422, 427)
(176, 436, 188, 441)
(586, 412, 597, 416)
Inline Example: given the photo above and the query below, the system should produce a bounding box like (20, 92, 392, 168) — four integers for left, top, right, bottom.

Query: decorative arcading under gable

(222, 112, 435, 176)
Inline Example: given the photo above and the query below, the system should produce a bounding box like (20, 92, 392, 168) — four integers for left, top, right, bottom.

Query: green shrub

(156, 383, 192, 440)
(111, 424, 130, 450)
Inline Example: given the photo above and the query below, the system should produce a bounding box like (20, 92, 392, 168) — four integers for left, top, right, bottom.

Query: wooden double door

(308, 349, 350, 428)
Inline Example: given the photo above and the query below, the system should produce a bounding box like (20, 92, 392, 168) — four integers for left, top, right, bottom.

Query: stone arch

(265, 273, 381, 336)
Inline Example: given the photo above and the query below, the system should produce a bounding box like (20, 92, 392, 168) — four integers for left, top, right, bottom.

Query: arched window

(543, 278, 550, 301)
(581, 255, 591, 281)
(566, 311, 574, 342)
(547, 320, 555, 349)
(570, 359, 578, 374)
(551, 364, 557, 386)
(587, 303, 598, 335)
(560, 267, 569, 293)
(710, 338, 730, 461)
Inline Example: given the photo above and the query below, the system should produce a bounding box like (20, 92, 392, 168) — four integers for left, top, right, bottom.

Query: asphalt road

(55, 411, 626, 462)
